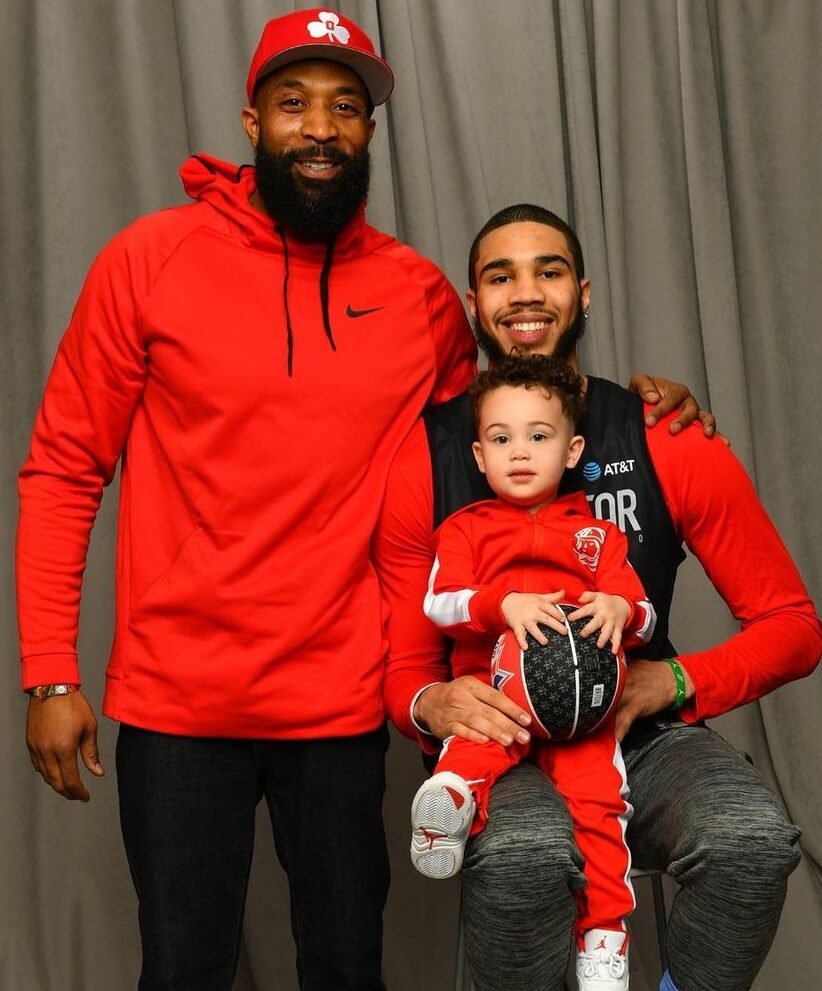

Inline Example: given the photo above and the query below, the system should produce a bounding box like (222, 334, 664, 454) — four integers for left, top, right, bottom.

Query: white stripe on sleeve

(635, 599, 657, 643)
(423, 556, 477, 628)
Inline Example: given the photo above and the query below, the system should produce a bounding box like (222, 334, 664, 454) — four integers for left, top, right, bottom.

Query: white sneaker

(410, 771, 475, 879)
(576, 929, 629, 990)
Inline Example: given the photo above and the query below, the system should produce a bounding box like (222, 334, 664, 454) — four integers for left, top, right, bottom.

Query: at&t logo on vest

(582, 459, 636, 481)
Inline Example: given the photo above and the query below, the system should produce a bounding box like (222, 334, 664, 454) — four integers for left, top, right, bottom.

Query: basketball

(490, 603, 626, 740)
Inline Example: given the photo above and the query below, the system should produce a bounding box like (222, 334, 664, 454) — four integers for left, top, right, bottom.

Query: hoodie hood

(180, 153, 378, 375)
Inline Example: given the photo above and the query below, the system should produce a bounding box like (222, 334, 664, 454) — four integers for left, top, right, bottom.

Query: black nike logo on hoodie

(346, 304, 385, 318)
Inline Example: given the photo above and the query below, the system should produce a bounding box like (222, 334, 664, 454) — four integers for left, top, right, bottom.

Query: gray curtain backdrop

(2, 1, 820, 988)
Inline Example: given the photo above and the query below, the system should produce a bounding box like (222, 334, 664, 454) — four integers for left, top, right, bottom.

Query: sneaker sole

(410, 772, 475, 880)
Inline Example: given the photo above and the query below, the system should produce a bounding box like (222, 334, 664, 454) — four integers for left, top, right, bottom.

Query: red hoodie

(16, 155, 476, 738)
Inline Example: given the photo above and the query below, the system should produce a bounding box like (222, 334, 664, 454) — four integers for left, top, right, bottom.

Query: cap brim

(254, 45, 394, 106)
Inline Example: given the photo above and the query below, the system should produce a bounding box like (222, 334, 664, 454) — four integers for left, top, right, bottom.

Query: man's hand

(414, 677, 533, 746)
(26, 690, 105, 801)
(501, 589, 567, 651)
(629, 372, 727, 442)
(614, 658, 695, 741)
(567, 591, 631, 652)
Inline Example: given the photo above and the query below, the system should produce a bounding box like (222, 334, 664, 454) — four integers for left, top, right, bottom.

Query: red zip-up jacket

(423, 492, 656, 677)
(16, 154, 476, 738)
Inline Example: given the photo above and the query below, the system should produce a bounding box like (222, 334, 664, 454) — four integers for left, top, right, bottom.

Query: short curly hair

(469, 354, 585, 430)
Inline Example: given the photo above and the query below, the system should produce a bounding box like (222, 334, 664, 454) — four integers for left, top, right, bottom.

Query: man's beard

(254, 138, 371, 241)
(473, 304, 587, 365)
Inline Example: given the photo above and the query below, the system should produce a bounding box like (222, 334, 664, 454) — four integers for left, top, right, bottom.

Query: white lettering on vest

(586, 489, 641, 534)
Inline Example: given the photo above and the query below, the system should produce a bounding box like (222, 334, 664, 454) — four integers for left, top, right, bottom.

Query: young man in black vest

(375, 205, 821, 991)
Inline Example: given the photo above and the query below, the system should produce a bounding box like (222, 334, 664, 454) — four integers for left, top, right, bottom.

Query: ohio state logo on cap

(246, 8, 394, 106)
(307, 11, 351, 44)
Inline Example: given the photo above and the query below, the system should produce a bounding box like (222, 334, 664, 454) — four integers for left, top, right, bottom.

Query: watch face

(30, 684, 77, 698)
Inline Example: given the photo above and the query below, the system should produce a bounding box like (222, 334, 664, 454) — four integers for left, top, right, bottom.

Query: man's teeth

(510, 321, 548, 332)
(304, 161, 335, 172)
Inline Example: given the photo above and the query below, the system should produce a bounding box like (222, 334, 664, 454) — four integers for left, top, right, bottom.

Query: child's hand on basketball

(501, 590, 568, 651)
(567, 592, 632, 652)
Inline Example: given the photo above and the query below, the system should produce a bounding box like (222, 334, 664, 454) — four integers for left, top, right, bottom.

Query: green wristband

(663, 658, 687, 710)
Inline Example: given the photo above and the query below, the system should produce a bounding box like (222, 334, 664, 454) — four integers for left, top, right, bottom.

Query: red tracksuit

(424, 491, 656, 936)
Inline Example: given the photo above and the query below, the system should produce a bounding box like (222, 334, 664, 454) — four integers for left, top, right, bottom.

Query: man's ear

(566, 434, 585, 469)
(466, 288, 477, 321)
(580, 279, 591, 316)
(241, 106, 260, 148)
(472, 440, 486, 474)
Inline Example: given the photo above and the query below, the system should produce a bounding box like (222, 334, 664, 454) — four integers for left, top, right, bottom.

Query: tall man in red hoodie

(16, 11, 478, 990)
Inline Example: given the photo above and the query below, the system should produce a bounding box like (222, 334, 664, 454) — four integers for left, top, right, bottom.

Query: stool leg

(650, 872, 669, 973)
(454, 887, 466, 991)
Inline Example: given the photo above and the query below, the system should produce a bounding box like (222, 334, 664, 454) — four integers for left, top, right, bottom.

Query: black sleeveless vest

(423, 377, 684, 661)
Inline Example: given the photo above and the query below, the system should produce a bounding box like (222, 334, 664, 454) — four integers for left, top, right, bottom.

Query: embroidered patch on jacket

(573, 526, 606, 571)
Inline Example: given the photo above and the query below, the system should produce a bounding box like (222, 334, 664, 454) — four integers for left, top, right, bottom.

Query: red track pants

(434, 716, 635, 939)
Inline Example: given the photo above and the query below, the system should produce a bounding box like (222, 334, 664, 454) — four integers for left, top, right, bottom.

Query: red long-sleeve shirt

(374, 407, 821, 747)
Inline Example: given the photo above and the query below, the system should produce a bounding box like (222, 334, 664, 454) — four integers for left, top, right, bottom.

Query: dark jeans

(116, 723, 390, 991)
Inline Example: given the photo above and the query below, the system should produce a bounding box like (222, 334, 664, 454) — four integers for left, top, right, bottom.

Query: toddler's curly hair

(469, 354, 585, 430)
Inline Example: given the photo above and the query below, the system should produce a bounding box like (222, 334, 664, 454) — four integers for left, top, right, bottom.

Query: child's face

(472, 385, 584, 512)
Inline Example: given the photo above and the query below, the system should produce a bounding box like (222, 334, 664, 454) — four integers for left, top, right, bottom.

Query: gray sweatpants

(460, 723, 801, 991)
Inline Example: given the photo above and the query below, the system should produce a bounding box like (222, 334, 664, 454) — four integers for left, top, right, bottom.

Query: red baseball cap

(246, 8, 394, 107)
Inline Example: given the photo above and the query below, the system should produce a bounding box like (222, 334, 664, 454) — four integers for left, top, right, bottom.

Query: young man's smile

(467, 222, 590, 366)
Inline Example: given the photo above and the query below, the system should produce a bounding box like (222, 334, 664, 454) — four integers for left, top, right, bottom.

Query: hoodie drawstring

(320, 235, 337, 354)
(275, 226, 295, 377)
(275, 226, 337, 377)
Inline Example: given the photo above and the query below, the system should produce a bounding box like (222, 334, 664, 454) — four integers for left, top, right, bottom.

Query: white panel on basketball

(567, 619, 581, 738)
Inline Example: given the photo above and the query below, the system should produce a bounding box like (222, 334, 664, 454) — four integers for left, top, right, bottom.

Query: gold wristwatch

(27, 684, 79, 699)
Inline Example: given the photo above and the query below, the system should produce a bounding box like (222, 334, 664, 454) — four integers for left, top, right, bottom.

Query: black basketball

(490, 603, 626, 740)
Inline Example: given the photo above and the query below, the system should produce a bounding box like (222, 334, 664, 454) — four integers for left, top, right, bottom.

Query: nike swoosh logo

(346, 304, 385, 319)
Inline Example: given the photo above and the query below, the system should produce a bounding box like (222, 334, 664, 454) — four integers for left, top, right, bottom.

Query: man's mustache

(284, 145, 351, 166)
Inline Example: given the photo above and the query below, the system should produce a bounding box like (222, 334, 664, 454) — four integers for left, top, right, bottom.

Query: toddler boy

(412, 354, 656, 990)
